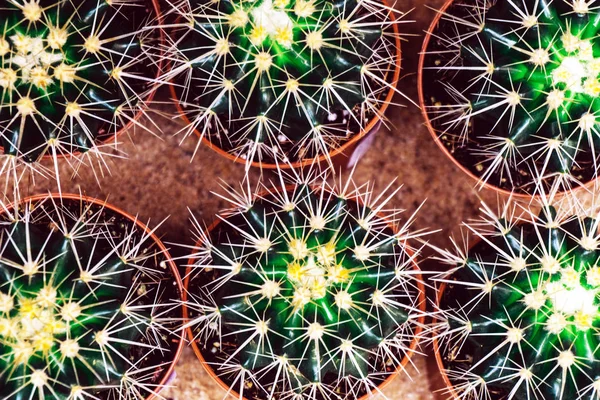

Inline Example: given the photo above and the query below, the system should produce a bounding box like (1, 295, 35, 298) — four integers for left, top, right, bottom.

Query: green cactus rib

(436, 201, 600, 400)
(423, 0, 600, 193)
(169, 0, 401, 165)
(0, 195, 180, 399)
(187, 178, 425, 399)
(0, 0, 158, 164)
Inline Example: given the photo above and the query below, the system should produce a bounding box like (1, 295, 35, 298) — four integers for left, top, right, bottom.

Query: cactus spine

(0, 194, 182, 399)
(0, 0, 161, 181)
(422, 0, 600, 193)
(432, 196, 600, 400)
(164, 0, 408, 167)
(184, 171, 428, 399)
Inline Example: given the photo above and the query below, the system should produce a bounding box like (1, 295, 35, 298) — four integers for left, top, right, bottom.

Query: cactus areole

(437, 204, 600, 400)
(185, 183, 425, 399)
(170, 0, 401, 167)
(0, 194, 183, 400)
(0, 0, 160, 163)
(420, 0, 600, 194)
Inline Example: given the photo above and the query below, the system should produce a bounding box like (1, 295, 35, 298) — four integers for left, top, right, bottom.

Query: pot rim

(2, 0, 166, 165)
(11, 192, 186, 400)
(416, 0, 596, 199)
(169, 0, 402, 170)
(182, 185, 428, 400)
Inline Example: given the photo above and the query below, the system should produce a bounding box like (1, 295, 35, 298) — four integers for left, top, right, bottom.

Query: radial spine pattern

(185, 172, 427, 399)
(0, 195, 180, 399)
(424, 0, 600, 192)
(432, 197, 600, 400)
(166, 0, 404, 166)
(0, 0, 160, 180)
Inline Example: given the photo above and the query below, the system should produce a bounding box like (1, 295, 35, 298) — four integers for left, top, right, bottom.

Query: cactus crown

(185, 171, 426, 399)
(166, 0, 404, 166)
(0, 0, 159, 178)
(432, 197, 600, 400)
(0, 195, 181, 399)
(423, 0, 600, 193)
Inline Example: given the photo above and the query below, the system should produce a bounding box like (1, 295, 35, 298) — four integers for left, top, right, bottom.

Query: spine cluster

(164, 0, 405, 166)
(0, 195, 180, 400)
(423, 0, 600, 193)
(184, 172, 427, 399)
(432, 198, 600, 400)
(0, 0, 160, 181)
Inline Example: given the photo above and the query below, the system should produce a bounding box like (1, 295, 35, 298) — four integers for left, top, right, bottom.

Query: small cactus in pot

(431, 194, 600, 399)
(0, 0, 162, 181)
(0, 193, 184, 399)
(420, 0, 600, 194)
(183, 170, 428, 399)
(163, 0, 409, 168)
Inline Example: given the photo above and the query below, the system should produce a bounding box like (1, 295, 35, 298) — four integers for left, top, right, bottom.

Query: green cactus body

(188, 179, 424, 399)
(170, 0, 400, 165)
(0, 0, 157, 163)
(423, 1, 600, 192)
(0, 195, 180, 399)
(436, 203, 600, 399)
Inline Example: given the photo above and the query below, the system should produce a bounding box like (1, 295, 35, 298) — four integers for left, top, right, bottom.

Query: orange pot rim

(10, 192, 186, 400)
(417, 0, 598, 199)
(182, 185, 427, 400)
(169, 0, 402, 170)
(3, 0, 166, 164)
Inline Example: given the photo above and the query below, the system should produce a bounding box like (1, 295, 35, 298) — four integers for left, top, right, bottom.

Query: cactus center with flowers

(186, 178, 426, 399)
(0, 10, 105, 108)
(285, 238, 348, 302)
(0, 197, 182, 399)
(499, 249, 600, 335)
(0, 33, 67, 89)
(421, 1, 600, 193)
(488, 6, 600, 121)
(495, 9, 600, 125)
(247, 0, 294, 47)
(171, 0, 401, 166)
(435, 202, 600, 399)
(0, 288, 75, 365)
(552, 41, 600, 96)
(546, 35, 600, 102)
(0, 0, 156, 167)
(535, 262, 600, 332)
(0, 31, 77, 118)
(223, 0, 339, 67)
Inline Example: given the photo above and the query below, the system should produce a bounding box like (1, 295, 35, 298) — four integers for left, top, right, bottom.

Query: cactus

(422, 0, 600, 194)
(0, 194, 182, 399)
(163, 0, 407, 167)
(431, 195, 600, 400)
(184, 170, 427, 399)
(0, 0, 161, 181)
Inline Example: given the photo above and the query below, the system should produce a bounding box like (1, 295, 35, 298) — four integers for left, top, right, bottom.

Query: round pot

(182, 189, 427, 400)
(417, 0, 595, 198)
(169, 0, 401, 170)
(9, 193, 185, 400)
(417, 0, 501, 196)
(1, 0, 165, 166)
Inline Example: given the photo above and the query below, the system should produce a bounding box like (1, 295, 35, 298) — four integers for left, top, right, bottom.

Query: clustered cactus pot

(182, 173, 427, 399)
(0, 193, 184, 400)
(13, 0, 600, 399)
(419, 0, 600, 195)
(432, 197, 600, 400)
(165, 0, 403, 169)
(0, 0, 163, 177)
